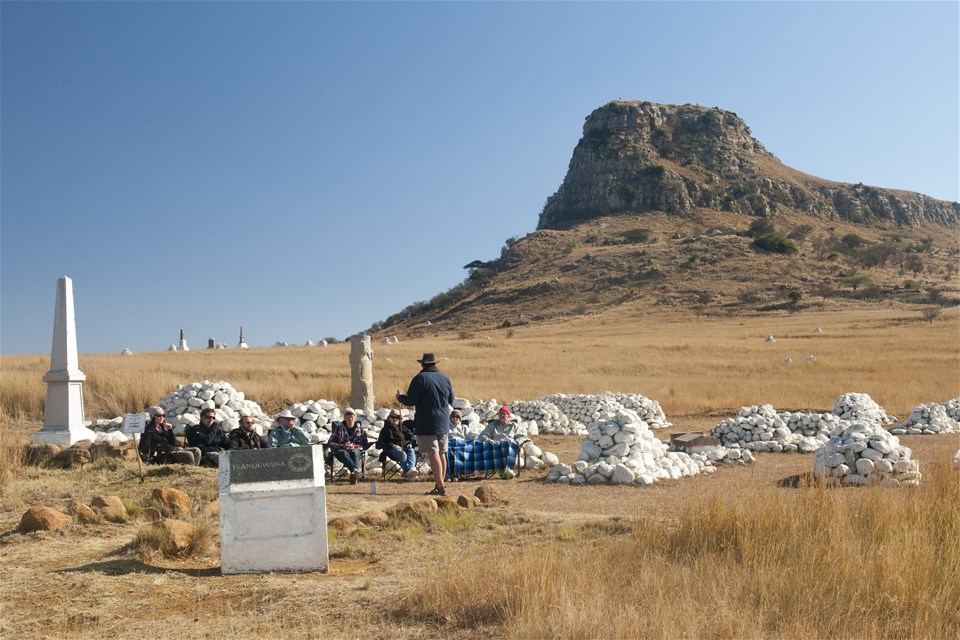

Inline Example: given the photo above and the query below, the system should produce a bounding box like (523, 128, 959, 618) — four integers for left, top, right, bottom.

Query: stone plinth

(34, 276, 96, 445)
(219, 446, 329, 574)
(349, 334, 374, 413)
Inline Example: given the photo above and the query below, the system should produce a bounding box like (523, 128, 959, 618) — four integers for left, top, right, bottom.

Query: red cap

(499, 405, 511, 416)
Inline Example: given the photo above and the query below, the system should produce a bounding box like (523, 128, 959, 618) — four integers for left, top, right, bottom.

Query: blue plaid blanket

(447, 438, 520, 477)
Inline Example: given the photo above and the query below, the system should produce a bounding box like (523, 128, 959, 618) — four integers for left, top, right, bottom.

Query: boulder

(51, 446, 91, 469)
(474, 484, 506, 505)
(357, 511, 390, 527)
(69, 500, 99, 524)
(20, 506, 72, 532)
(152, 487, 192, 517)
(24, 444, 60, 467)
(433, 495, 461, 511)
(91, 495, 128, 523)
(328, 517, 361, 535)
(159, 518, 195, 555)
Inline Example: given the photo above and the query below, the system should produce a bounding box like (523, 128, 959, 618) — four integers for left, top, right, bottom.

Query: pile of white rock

(157, 380, 273, 435)
(831, 392, 895, 425)
(813, 420, 920, 486)
(508, 400, 582, 436)
(541, 392, 671, 429)
(890, 400, 960, 435)
(545, 407, 742, 486)
(710, 405, 829, 453)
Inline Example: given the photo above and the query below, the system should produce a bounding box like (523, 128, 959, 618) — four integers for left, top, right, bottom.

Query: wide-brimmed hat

(387, 410, 401, 419)
(417, 352, 438, 365)
(343, 407, 357, 415)
(276, 409, 296, 420)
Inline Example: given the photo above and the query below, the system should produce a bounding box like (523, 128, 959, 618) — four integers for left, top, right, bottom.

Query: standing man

(396, 352, 455, 496)
(186, 408, 234, 466)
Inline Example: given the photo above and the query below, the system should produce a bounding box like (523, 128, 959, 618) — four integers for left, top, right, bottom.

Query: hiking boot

(349, 471, 358, 485)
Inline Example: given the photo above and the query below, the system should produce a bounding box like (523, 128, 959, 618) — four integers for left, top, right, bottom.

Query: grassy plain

(1, 306, 958, 639)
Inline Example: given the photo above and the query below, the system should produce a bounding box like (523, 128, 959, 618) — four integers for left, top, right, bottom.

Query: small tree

(841, 274, 872, 292)
(921, 307, 941, 323)
(788, 290, 803, 305)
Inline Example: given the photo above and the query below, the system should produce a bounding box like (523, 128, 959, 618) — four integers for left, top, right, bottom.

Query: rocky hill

(371, 101, 959, 338)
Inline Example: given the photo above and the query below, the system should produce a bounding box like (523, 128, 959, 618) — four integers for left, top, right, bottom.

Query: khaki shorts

(416, 433, 448, 455)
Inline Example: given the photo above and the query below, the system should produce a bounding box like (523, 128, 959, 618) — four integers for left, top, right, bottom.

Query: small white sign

(121, 412, 147, 436)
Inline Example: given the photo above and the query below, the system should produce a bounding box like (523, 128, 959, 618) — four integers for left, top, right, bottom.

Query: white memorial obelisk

(238, 325, 249, 349)
(178, 328, 190, 351)
(34, 276, 97, 445)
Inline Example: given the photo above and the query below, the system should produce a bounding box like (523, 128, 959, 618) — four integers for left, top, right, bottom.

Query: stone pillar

(208, 338, 215, 349)
(349, 334, 374, 414)
(178, 328, 190, 351)
(34, 276, 96, 445)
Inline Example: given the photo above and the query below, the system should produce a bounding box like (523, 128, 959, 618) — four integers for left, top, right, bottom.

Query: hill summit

(539, 101, 957, 229)
(372, 101, 958, 338)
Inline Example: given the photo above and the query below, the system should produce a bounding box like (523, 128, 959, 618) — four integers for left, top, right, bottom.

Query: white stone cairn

(890, 400, 960, 435)
(545, 407, 747, 486)
(831, 392, 894, 425)
(151, 380, 272, 436)
(34, 276, 98, 445)
(813, 420, 920, 487)
(710, 404, 837, 453)
(541, 392, 671, 430)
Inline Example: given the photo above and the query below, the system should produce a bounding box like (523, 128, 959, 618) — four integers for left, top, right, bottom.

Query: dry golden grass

(2, 306, 957, 429)
(0, 306, 957, 639)
(409, 462, 960, 639)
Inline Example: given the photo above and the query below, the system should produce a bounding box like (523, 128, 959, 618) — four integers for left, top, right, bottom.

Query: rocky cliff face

(538, 101, 958, 229)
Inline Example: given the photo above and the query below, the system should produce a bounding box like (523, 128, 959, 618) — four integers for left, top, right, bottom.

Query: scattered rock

(152, 487, 192, 517)
(328, 517, 360, 535)
(19, 506, 72, 532)
(24, 444, 60, 467)
(357, 511, 390, 527)
(158, 518, 195, 555)
(456, 494, 481, 509)
(69, 500, 99, 524)
(51, 446, 91, 469)
(474, 484, 506, 504)
(433, 495, 460, 511)
(91, 495, 128, 523)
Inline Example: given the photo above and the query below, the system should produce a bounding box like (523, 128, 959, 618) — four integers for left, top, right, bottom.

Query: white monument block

(219, 446, 329, 574)
(34, 276, 97, 445)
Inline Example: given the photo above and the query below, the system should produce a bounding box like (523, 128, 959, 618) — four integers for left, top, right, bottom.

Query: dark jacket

(228, 427, 270, 449)
(138, 424, 179, 463)
(185, 422, 234, 454)
(376, 419, 417, 462)
(397, 366, 455, 436)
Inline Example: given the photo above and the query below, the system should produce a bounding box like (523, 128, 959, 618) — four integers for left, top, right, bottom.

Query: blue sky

(2, 1, 957, 355)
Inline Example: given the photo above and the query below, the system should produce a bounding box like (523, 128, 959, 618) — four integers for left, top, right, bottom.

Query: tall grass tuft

(408, 463, 960, 639)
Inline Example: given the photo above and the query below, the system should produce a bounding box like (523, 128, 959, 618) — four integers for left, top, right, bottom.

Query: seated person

(327, 407, 368, 483)
(269, 410, 311, 448)
(478, 405, 522, 442)
(376, 411, 418, 479)
(138, 406, 201, 465)
(185, 408, 234, 466)
(229, 415, 271, 449)
(448, 409, 469, 439)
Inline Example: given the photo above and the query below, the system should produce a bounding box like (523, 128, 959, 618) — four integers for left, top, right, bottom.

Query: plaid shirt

(328, 421, 368, 451)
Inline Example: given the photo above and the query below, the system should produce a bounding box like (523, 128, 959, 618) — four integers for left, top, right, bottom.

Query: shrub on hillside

(752, 233, 797, 254)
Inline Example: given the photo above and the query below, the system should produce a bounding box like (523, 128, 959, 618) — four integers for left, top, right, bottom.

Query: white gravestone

(219, 446, 329, 574)
(34, 276, 97, 445)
